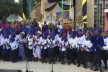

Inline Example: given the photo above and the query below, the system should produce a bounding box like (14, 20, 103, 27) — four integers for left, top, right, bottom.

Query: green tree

(0, 0, 22, 19)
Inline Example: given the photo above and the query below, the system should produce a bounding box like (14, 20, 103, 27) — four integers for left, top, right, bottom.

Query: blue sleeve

(99, 36, 104, 47)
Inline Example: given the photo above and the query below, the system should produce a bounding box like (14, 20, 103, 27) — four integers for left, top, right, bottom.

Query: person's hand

(80, 48, 83, 51)
(100, 47, 103, 50)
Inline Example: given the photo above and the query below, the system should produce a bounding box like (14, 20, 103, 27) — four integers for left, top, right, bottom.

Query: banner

(82, 0, 87, 28)
(23, 0, 27, 19)
(44, 2, 73, 12)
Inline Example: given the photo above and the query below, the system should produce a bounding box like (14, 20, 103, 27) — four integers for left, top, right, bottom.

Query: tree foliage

(0, 0, 22, 19)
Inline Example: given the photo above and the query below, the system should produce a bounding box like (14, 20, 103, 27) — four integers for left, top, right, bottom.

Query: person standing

(47, 31, 56, 64)
(33, 31, 42, 62)
(91, 29, 104, 71)
(82, 32, 93, 69)
(67, 30, 77, 65)
(102, 30, 108, 70)
(41, 32, 48, 63)
(18, 32, 27, 60)
(59, 33, 68, 64)
(2, 32, 10, 61)
(0, 29, 3, 60)
(27, 32, 34, 61)
(10, 35, 18, 62)
(76, 29, 86, 68)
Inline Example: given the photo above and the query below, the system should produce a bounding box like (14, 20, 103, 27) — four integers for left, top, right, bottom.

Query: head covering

(105, 30, 108, 33)
(78, 28, 82, 32)
(98, 28, 102, 34)
(83, 28, 87, 33)
(43, 31, 48, 36)
(10, 34, 16, 39)
(51, 30, 56, 36)
(71, 30, 76, 35)
(87, 32, 91, 36)
(21, 32, 25, 35)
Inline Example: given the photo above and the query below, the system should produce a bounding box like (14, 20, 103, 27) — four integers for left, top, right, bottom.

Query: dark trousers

(77, 50, 86, 67)
(2, 48, 10, 61)
(54, 46, 60, 59)
(41, 47, 48, 63)
(101, 50, 108, 68)
(60, 51, 65, 63)
(83, 51, 93, 68)
(0, 46, 3, 59)
(66, 48, 77, 62)
(92, 52, 102, 70)
(48, 48, 55, 63)
(84, 51, 92, 62)
(27, 49, 33, 60)
(10, 49, 18, 62)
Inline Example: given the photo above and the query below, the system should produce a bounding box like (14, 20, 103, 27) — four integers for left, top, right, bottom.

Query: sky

(14, 0, 19, 3)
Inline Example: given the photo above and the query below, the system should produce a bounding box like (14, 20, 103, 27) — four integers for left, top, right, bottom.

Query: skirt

(10, 49, 18, 62)
(54, 46, 60, 57)
(77, 50, 85, 62)
(92, 52, 101, 65)
(48, 48, 55, 58)
(101, 50, 108, 60)
(84, 51, 92, 62)
(0, 45, 3, 59)
(27, 49, 33, 59)
(2, 48, 11, 61)
(41, 47, 48, 58)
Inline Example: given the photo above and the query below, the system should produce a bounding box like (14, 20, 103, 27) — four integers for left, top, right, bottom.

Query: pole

(62, 0, 64, 25)
(51, 61, 53, 72)
(25, 58, 29, 72)
(73, 0, 76, 29)
(23, 0, 27, 18)
(82, 0, 87, 28)
(51, 12, 52, 23)
(69, 0, 72, 19)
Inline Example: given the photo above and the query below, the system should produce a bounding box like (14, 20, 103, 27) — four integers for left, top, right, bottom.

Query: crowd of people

(0, 19, 108, 71)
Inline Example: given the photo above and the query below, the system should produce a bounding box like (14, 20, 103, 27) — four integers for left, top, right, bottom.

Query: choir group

(0, 21, 108, 71)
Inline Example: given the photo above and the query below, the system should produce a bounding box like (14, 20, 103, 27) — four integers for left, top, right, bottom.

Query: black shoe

(45, 60, 47, 63)
(68, 61, 70, 65)
(61, 62, 65, 65)
(103, 66, 107, 70)
(93, 68, 98, 71)
(83, 65, 87, 69)
(77, 64, 80, 67)
(34, 58, 38, 62)
(49, 61, 51, 64)
(90, 66, 93, 70)
(73, 61, 76, 65)
(53, 61, 55, 64)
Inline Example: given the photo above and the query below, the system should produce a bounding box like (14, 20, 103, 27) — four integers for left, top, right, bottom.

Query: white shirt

(34, 36, 42, 48)
(103, 37, 108, 50)
(82, 38, 93, 49)
(10, 41, 18, 50)
(68, 37, 77, 49)
(59, 38, 68, 51)
(47, 37, 57, 48)
(76, 35, 85, 48)
(3, 37, 10, 49)
(0, 35, 3, 46)
(27, 36, 34, 49)
(41, 38, 47, 49)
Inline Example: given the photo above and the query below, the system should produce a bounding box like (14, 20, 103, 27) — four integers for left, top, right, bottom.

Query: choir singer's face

(94, 30, 99, 35)
(85, 33, 90, 38)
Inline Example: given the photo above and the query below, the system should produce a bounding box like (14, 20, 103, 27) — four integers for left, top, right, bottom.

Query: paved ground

(0, 61, 107, 72)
